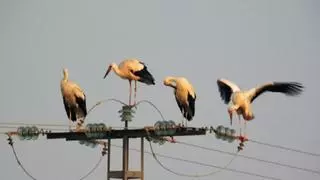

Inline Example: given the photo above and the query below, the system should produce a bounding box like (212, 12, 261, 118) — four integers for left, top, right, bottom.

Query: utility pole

(46, 105, 207, 180)
(107, 106, 145, 180)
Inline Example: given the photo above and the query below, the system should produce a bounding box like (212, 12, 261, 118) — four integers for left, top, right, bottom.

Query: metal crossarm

(46, 127, 207, 141)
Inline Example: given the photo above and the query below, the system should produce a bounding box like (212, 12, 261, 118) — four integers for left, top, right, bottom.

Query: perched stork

(164, 76, 196, 126)
(103, 59, 155, 105)
(60, 68, 87, 131)
(217, 78, 304, 126)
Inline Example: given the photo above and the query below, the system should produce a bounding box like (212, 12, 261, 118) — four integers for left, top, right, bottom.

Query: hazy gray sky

(1, 0, 319, 180)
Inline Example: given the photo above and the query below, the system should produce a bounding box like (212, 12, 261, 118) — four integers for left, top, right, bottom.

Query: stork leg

(69, 120, 72, 131)
(180, 116, 184, 127)
(129, 80, 132, 106)
(244, 120, 247, 137)
(238, 114, 242, 136)
(228, 111, 233, 125)
(134, 80, 137, 105)
(76, 119, 83, 132)
(68, 111, 72, 132)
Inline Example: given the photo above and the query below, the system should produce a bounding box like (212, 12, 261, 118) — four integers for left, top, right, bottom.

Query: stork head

(62, 68, 69, 79)
(243, 107, 255, 121)
(244, 113, 255, 121)
(103, 63, 116, 79)
(163, 77, 176, 88)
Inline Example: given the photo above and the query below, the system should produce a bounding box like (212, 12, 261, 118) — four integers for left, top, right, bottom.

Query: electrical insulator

(154, 121, 162, 136)
(151, 137, 160, 144)
(97, 123, 108, 132)
(118, 105, 135, 122)
(215, 125, 224, 139)
(146, 136, 166, 145)
(151, 120, 177, 146)
(166, 120, 176, 135)
(17, 127, 25, 140)
(214, 125, 236, 143)
(154, 120, 177, 136)
(85, 123, 108, 139)
(78, 140, 98, 148)
(85, 124, 93, 138)
(158, 139, 166, 145)
(226, 128, 236, 143)
(30, 126, 40, 140)
(17, 126, 40, 140)
(88, 141, 98, 148)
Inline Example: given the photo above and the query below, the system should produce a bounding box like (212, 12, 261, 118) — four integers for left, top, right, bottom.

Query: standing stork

(103, 59, 155, 105)
(216, 78, 304, 133)
(164, 76, 196, 127)
(60, 68, 87, 131)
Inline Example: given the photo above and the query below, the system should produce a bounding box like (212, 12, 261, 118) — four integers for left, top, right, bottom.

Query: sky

(0, 0, 319, 180)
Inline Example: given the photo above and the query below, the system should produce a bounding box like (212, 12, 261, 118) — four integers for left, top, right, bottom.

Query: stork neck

(168, 82, 176, 89)
(62, 73, 68, 82)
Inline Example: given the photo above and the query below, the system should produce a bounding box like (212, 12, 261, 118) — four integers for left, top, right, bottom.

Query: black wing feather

(217, 80, 233, 104)
(187, 93, 196, 121)
(251, 82, 304, 102)
(63, 96, 77, 122)
(175, 96, 184, 115)
(133, 66, 155, 85)
(76, 94, 87, 117)
(63, 97, 71, 119)
(70, 107, 77, 122)
(175, 91, 196, 121)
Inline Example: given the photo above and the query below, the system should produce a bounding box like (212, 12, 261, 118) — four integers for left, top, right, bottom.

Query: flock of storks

(60, 58, 304, 132)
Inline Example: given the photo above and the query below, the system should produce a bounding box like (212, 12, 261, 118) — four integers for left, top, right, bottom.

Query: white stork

(60, 68, 87, 131)
(103, 59, 155, 105)
(164, 76, 196, 126)
(217, 78, 304, 126)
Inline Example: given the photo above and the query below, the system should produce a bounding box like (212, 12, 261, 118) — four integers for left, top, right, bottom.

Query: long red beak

(103, 66, 112, 79)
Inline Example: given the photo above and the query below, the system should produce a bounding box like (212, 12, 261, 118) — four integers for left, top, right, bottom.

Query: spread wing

(217, 79, 240, 104)
(249, 82, 304, 102)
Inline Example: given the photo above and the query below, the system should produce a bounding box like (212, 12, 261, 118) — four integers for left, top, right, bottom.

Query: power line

(7, 136, 37, 180)
(3, 122, 319, 175)
(147, 140, 238, 178)
(0, 125, 68, 132)
(3, 121, 319, 157)
(2, 120, 320, 158)
(249, 138, 320, 157)
(111, 143, 282, 180)
(3, 124, 319, 175)
(0, 122, 71, 127)
(2, 99, 315, 180)
(0, 98, 128, 129)
(79, 155, 104, 180)
(6, 135, 105, 180)
(175, 140, 320, 175)
(0, 125, 141, 131)
(136, 100, 166, 121)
